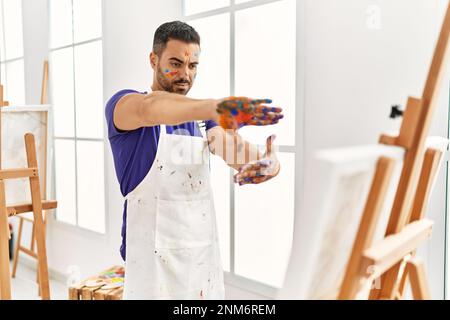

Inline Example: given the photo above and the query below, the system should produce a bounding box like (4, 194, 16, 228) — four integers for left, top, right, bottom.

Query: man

(105, 21, 283, 300)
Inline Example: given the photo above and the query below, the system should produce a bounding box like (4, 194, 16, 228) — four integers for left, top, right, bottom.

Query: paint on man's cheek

(164, 68, 178, 78)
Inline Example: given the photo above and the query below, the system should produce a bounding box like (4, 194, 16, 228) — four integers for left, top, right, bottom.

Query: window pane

(0, 6, 5, 60)
(2, 0, 24, 59)
(73, 0, 102, 43)
(54, 139, 77, 225)
(49, 0, 73, 49)
(74, 40, 104, 139)
(235, 152, 295, 287)
(235, 0, 296, 146)
(5, 59, 25, 105)
(184, 0, 230, 16)
(187, 13, 230, 99)
(210, 154, 231, 272)
(50, 47, 75, 137)
(76, 141, 105, 233)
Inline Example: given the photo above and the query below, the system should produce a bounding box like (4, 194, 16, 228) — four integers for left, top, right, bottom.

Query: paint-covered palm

(216, 97, 283, 131)
(234, 135, 280, 186)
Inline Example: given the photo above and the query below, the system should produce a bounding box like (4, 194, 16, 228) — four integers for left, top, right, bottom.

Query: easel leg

(11, 218, 24, 278)
(407, 258, 430, 300)
(397, 149, 442, 300)
(37, 261, 41, 297)
(0, 180, 12, 300)
(339, 157, 396, 299)
(369, 262, 403, 299)
(30, 220, 35, 252)
(25, 134, 50, 300)
(30, 221, 41, 296)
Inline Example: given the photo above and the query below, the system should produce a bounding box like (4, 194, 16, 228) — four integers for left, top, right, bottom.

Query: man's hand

(216, 97, 283, 131)
(233, 135, 280, 186)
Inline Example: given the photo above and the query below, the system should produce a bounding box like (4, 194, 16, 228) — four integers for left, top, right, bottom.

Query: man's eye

(190, 64, 198, 70)
(172, 63, 181, 67)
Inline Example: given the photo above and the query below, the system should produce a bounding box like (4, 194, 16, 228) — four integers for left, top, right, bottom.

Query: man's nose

(178, 65, 190, 78)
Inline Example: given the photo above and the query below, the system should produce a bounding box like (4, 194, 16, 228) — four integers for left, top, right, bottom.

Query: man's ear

(150, 52, 158, 69)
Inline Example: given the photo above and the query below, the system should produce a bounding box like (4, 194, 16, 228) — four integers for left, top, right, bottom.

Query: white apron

(123, 124, 225, 300)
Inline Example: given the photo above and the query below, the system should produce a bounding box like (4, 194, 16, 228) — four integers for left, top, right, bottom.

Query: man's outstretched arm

(114, 93, 283, 132)
(113, 91, 219, 130)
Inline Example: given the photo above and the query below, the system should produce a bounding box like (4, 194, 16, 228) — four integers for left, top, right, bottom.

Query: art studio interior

(1, 0, 450, 301)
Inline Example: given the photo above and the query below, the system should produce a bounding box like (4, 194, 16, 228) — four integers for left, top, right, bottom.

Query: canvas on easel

(367, 0, 450, 299)
(5, 61, 52, 295)
(0, 105, 50, 204)
(277, 144, 404, 299)
(0, 60, 56, 300)
(339, 136, 448, 300)
(278, 0, 450, 300)
(0, 133, 57, 300)
(276, 135, 447, 300)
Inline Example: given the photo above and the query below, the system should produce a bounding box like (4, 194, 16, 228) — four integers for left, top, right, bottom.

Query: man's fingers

(238, 176, 268, 186)
(236, 166, 259, 179)
(235, 169, 262, 182)
(266, 135, 276, 155)
(247, 118, 283, 126)
(250, 98, 273, 105)
(238, 160, 271, 173)
(253, 112, 283, 120)
(235, 162, 273, 182)
(254, 105, 283, 114)
(236, 170, 259, 179)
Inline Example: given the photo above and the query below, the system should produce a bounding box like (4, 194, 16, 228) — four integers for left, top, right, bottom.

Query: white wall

(299, 0, 449, 299)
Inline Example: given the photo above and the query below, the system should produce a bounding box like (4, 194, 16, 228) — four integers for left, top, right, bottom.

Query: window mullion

(70, 0, 79, 226)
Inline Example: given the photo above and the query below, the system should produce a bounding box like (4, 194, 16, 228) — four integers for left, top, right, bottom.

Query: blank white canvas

(277, 144, 405, 299)
(424, 137, 449, 196)
(1, 106, 49, 205)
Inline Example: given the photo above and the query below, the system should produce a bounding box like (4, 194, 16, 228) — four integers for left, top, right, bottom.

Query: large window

(184, 0, 296, 295)
(0, 0, 26, 105)
(49, 0, 105, 233)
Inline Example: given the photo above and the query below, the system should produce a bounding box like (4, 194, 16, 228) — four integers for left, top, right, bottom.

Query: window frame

(48, 0, 107, 235)
(183, 0, 303, 298)
(0, 0, 26, 105)
(446, 88, 450, 300)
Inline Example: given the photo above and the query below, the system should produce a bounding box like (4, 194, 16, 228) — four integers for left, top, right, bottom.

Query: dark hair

(153, 21, 200, 56)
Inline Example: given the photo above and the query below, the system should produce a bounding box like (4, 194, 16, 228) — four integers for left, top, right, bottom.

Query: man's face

(151, 39, 200, 95)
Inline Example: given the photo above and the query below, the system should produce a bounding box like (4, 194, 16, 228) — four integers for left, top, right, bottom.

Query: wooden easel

(11, 60, 50, 295)
(0, 61, 56, 300)
(338, 1, 450, 300)
(0, 85, 9, 107)
(338, 145, 443, 299)
(0, 133, 57, 300)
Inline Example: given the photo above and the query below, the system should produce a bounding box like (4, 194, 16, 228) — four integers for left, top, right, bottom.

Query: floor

(10, 261, 68, 300)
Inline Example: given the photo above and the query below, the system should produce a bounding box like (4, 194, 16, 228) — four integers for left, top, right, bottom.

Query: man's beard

(156, 65, 191, 95)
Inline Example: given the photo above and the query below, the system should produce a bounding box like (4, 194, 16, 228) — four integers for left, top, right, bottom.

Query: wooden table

(68, 266, 124, 300)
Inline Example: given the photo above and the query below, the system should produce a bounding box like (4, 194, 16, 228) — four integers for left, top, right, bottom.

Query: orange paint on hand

(218, 109, 254, 130)
(235, 110, 254, 123)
